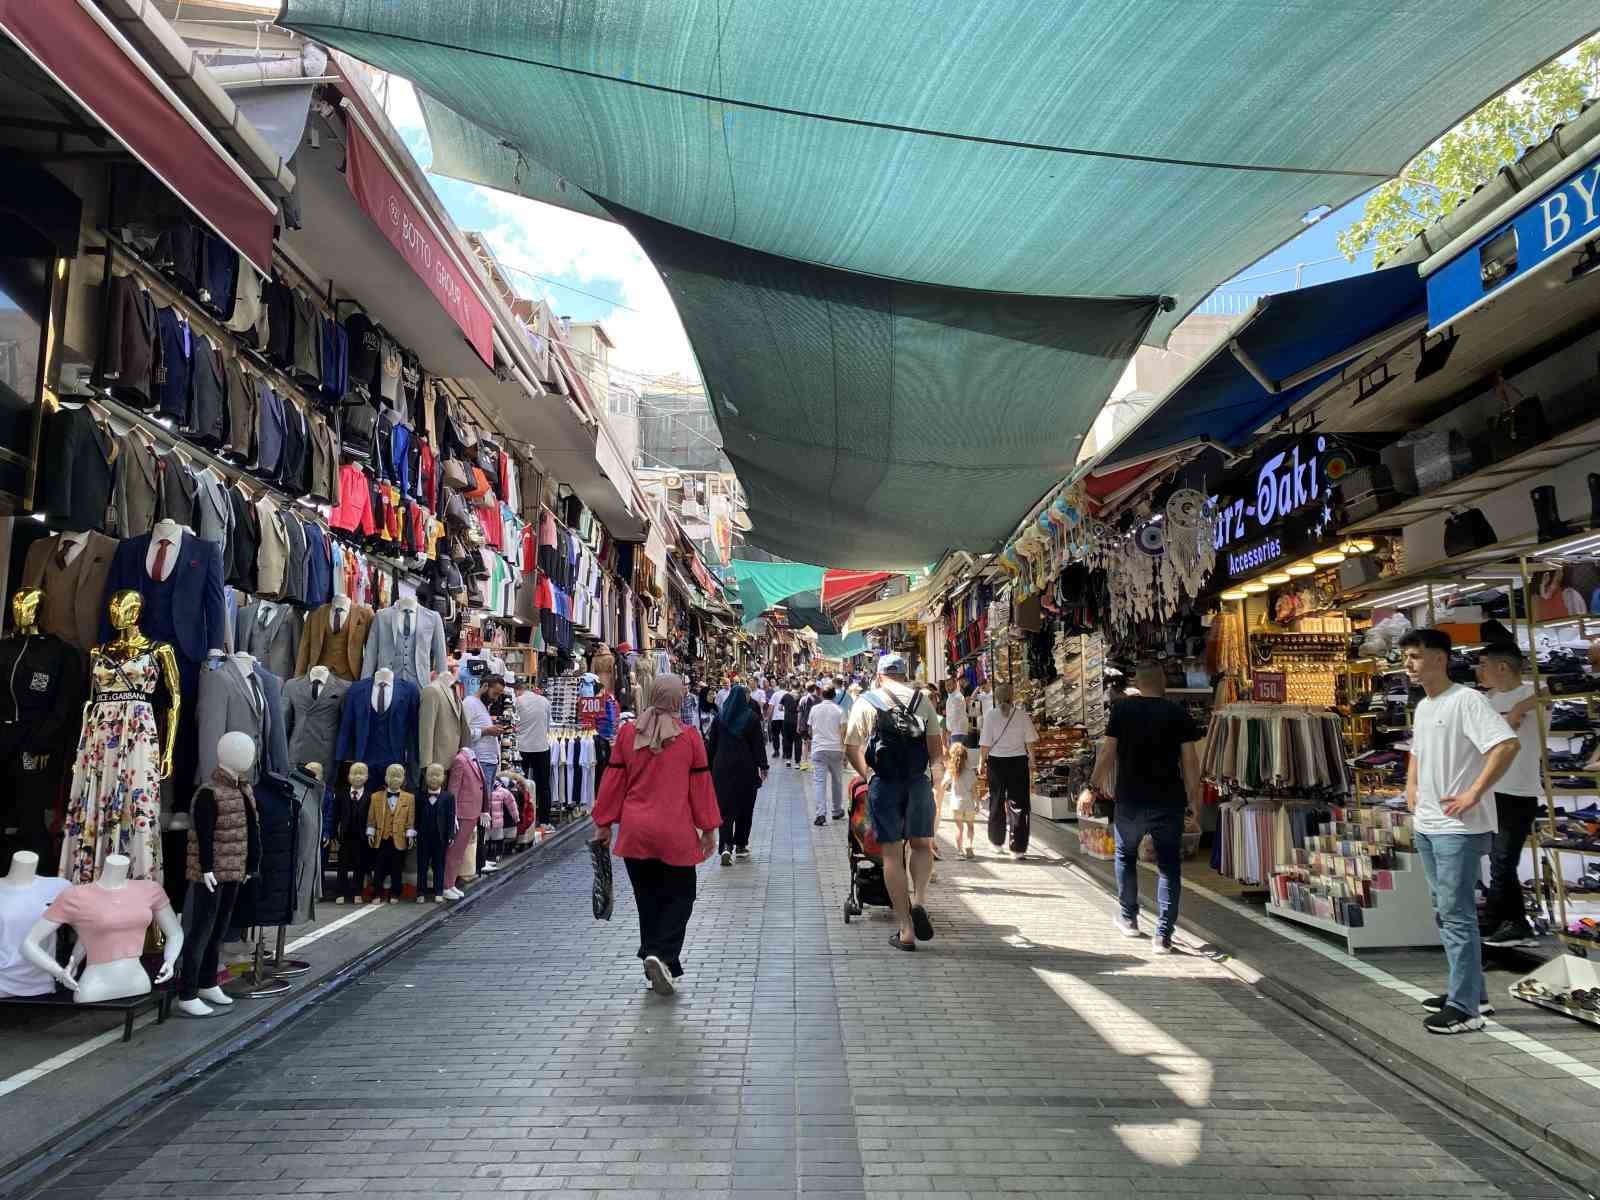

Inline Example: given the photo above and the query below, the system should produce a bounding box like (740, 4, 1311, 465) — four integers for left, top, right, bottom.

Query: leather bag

(1487, 377, 1548, 461)
(1409, 430, 1474, 492)
(440, 457, 471, 492)
(1443, 507, 1498, 558)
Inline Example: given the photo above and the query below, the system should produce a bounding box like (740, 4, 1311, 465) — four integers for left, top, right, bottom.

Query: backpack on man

(863, 690, 928, 781)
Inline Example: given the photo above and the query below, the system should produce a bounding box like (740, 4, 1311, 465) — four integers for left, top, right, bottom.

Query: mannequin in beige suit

(418, 673, 468, 779)
(21, 531, 117, 657)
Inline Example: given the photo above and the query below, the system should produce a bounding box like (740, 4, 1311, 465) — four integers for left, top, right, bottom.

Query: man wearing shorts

(845, 654, 945, 952)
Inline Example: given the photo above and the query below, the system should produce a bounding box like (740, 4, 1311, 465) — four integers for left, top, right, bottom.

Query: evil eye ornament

(1136, 522, 1166, 556)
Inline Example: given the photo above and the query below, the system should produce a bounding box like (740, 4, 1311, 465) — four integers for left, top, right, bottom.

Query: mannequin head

(308, 665, 331, 685)
(348, 762, 370, 791)
(97, 853, 131, 887)
(425, 763, 445, 791)
(11, 587, 42, 634)
(216, 732, 257, 780)
(384, 763, 405, 792)
(107, 590, 145, 635)
(302, 761, 323, 781)
(4, 850, 38, 884)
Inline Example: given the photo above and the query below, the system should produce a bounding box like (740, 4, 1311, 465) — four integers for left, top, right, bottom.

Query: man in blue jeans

(1082, 662, 1201, 953)
(1399, 628, 1519, 1034)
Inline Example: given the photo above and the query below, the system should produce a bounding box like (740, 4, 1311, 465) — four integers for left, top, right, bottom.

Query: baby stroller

(843, 777, 893, 922)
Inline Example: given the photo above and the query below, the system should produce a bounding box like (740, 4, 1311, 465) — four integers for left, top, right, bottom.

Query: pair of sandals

(889, 904, 936, 951)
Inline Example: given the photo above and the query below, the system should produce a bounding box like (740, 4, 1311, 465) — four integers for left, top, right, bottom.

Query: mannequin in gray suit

(283, 667, 349, 783)
(236, 599, 304, 682)
(196, 652, 290, 784)
(362, 596, 447, 687)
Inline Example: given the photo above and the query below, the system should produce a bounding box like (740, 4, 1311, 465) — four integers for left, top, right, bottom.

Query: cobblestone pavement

(28, 767, 1578, 1199)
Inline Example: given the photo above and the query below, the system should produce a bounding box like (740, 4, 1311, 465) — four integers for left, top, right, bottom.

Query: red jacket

(592, 722, 720, 866)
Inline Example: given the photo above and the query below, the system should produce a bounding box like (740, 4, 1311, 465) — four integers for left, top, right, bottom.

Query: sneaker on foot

(964, 847, 975, 860)
(831, 810, 845, 819)
(1114, 913, 1142, 938)
(721, 850, 733, 866)
(1421, 994, 1494, 1016)
(736, 848, 751, 860)
(813, 815, 826, 826)
(1424, 1004, 1486, 1034)
(1482, 921, 1539, 949)
(643, 955, 676, 996)
(1152, 938, 1177, 954)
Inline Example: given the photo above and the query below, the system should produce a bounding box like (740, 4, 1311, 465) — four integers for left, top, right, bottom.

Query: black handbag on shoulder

(1443, 508, 1497, 558)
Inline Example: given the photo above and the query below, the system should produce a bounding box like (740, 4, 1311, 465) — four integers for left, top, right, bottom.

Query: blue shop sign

(1427, 153, 1600, 329)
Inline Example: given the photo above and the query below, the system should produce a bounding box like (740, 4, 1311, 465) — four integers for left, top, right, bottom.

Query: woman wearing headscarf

(705, 683, 769, 865)
(591, 673, 722, 996)
(980, 683, 1039, 859)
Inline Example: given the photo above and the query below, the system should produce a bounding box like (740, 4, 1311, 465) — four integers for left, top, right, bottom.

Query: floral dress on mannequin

(59, 650, 167, 883)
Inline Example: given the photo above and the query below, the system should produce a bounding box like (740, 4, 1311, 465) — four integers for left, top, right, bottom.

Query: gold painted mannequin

(12, 586, 43, 635)
(99, 590, 182, 779)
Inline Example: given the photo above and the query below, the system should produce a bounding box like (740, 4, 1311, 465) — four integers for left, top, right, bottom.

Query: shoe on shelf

(1482, 922, 1540, 949)
(1421, 994, 1495, 1017)
(1115, 914, 1142, 938)
(721, 850, 734, 866)
(814, 815, 827, 826)
(1424, 1004, 1486, 1034)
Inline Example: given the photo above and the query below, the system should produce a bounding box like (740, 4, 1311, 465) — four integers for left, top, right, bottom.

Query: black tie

(332, 607, 343, 633)
(378, 682, 389, 712)
(312, 680, 322, 702)
(403, 609, 412, 638)
(249, 675, 264, 712)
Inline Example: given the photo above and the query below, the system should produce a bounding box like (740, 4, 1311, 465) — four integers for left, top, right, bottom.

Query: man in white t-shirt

(943, 679, 970, 751)
(1401, 628, 1519, 1034)
(766, 683, 789, 760)
(1475, 643, 1544, 950)
(808, 686, 848, 824)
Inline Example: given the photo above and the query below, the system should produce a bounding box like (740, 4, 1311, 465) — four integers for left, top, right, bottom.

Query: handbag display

(440, 457, 471, 491)
(1407, 429, 1475, 492)
(1487, 377, 1549, 461)
(1336, 464, 1396, 521)
(1442, 507, 1497, 558)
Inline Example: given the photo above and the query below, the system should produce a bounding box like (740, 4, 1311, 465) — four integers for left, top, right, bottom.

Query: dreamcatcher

(1159, 488, 1217, 599)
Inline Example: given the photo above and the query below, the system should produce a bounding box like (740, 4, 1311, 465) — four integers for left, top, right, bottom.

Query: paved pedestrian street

(29, 769, 1577, 1200)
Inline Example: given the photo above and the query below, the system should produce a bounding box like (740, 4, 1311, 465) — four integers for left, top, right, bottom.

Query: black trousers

(417, 826, 449, 897)
(521, 750, 553, 824)
(179, 879, 240, 1000)
(624, 856, 697, 977)
(373, 842, 406, 897)
(782, 721, 800, 765)
(719, 787, 757, 852)
(335, 831, 368, 901)
(770, 719, 783, 756)
(986, 755, 1032, 853)
(1486, 792, 1539, 931)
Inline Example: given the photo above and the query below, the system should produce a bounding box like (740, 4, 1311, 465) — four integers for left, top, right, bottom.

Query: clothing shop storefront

(0, 8, 632, 1167)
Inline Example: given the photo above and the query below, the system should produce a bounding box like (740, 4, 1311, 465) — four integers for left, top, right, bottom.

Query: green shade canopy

(283, 1, 1597, 564)
(730, 559, 826, 620)
(816, 634, 869, 660)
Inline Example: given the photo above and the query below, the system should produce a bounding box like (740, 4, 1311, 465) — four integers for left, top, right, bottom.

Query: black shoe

(1421, 994, 1494, 1016)
(831, 810, 845, 819)
(1482, 921, 1539, 949)
(910, 904, 935, 942)
(813, 815, 826, 826)
(1424, 1004, 1486, 1034)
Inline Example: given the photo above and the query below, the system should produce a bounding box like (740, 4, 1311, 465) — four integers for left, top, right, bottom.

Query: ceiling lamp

(1286, 562, 1316, 576)
(1261, 572, 1292, 585)
(1350, 537, 1377, 553)
(1312, 549, 1347, 566)
(1242, 581, 1270, 594)
(1219, 589, 1248, 601)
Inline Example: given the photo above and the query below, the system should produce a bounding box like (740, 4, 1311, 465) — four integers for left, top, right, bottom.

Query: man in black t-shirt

(1080, 662, 1202, 952)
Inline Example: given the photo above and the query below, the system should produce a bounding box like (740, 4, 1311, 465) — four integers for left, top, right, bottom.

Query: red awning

(0, 0, 276, 274)
(822, 569, 893, 621)
(344, 117, 495, 367)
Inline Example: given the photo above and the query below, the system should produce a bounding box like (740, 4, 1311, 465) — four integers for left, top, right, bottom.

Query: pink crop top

(44, 880, 170, 964)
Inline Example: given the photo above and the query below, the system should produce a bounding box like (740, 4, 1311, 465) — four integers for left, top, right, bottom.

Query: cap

(877, 652, 908, 677)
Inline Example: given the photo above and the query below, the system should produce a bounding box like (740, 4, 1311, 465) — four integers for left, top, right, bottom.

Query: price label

(1252, 671, 1287, 703)
(577, 697, 604, 730)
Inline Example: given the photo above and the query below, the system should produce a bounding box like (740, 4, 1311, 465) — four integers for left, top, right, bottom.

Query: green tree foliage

(1339, 37, 1600, 265)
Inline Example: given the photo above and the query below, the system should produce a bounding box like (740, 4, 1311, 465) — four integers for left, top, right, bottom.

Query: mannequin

(333, 762, 370, 903)
(21, 853, 182, 1002)
(176, 732, 258, 1018)
(0, 851, 71, 997)
(443, 747, 485, 900)
(366, 763, 415, 904)
(362, 595, 446, 685)
(295, 594, 372, 681)
(415, 762, 456, 903)
(335, 668, 419, 788)
(310, 665, 332, 688)
(60, 590, 181, 884)
(371, 667, 396, 712)
(0, 588, 82, 869)
(283, 665, 348, 788)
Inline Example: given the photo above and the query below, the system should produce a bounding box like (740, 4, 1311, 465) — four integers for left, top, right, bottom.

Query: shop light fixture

(1261, 572, 1292, 585)
(1285, 562, 1317, 576)
(1219, 589, 1249, 601)
(1340, 538, 1376, 554)
(1311, 550, 1347, 566)
(1241, 582, 1270, 594)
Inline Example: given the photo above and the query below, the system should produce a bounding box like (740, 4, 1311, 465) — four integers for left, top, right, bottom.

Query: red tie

(152, 538, 172, 581)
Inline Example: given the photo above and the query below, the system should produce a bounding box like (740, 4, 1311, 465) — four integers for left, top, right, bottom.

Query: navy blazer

(302, 521, 332, 610)
(335, 675, 420, 786)
(254, 379, 286, 480)
(100, 531, 228, 665)
(416, 789, 456, 843)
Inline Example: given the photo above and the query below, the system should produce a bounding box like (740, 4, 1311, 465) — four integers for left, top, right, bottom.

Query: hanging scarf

(635, 672, 687, 754)
(719, 683, 753, 738)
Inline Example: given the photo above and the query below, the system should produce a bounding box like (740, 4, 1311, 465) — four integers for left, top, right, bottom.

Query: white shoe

(175, 997, 215, 1018)
(196, 985, 234, 1006)
(1152, 938, 1177, 955)
(443, 887, 464, 900)
(1115, 914, 1142, 938)
(721, 850, 733, 866)
(334, 897, 346, 906)
(434, 896, 445, 903)
(643, 955, 676, 996)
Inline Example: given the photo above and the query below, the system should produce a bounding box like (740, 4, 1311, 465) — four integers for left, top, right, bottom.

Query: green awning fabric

(730, 560, 826, 620)
(816, 634, 868, 660)
(282, 1, 1598, 565)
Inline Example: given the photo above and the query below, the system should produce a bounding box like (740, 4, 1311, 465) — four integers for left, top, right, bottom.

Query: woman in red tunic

(591, 673, 722, 995)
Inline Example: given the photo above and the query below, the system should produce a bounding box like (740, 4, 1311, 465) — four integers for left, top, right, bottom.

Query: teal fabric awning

(730, 559, 826, 620)
(282, 1, 1598, 565)
(817, 633, 869, 660)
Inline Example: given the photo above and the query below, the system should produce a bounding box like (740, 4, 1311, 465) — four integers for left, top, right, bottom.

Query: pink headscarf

(635, 672, 687, 754)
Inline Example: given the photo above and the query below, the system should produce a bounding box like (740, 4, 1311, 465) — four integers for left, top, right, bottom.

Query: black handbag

(1336, 465, 1395, 520)
(1443, 508, 1497, 557)
(1487, 378, 1549, 461)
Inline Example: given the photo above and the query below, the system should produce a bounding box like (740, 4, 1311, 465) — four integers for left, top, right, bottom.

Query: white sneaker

(643, 955, 676, 996)
(196, 985, 234, 1006)
(1152, 938, 1177, 954)
(175, 997, 215, 1018)
(443, 887, 464, 900)
(1115, 914, 1142, 938)
(721, 850, 733, 866)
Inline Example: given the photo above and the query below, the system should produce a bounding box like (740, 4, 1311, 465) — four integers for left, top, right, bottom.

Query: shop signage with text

(1252, 671, 1287, 702)
(1213, 436, 1325, 552)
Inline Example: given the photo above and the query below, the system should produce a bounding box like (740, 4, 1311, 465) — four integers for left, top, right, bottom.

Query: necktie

(403, 609, 412, 638)
(249, 674, 264, 713)
(54, 540, 70, 570)
(332, 607, 343, 633)
(152, 538, 172, 581)
(378, 682, 389, 712)
(312, 680, 323, 702)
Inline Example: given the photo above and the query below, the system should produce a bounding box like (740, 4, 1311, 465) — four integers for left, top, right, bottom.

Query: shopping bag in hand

(590, 841, 614, 921)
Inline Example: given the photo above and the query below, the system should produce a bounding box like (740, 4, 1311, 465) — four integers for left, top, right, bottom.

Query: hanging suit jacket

(224, 357, 256, 460)
(361, 604, 447, 686)
(227, 486, 259, 592)
(280, 513, 308, 606)
(236, 599, 304, 682)
(366, 788, 415, 850)
(255, 494, 289, 598)
(282, 672, 349, 784)
(254, 379, 286, 480)
(192, 467, 233, 556)
(303, 522, 332, 610)
(38, 406, 116, 534)
(417, 675, 468, 777)
(416, 790, 456, 845)
(188, 334, 228, 447)
(21, 530, 117, 658)
(100, 531, 227, 665)
(336, 675, 420, 785)
(154, 452, 198, 529)
(195, 657, 290, 785)
(296, 601, 373, 680)
(112, 431, 158, 539)
(95, 273, 160, 407)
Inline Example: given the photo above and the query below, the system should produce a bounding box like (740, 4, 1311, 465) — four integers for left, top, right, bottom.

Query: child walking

(944, 742, 979, 859)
